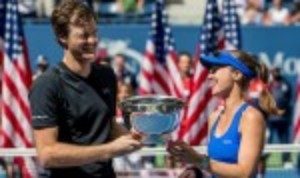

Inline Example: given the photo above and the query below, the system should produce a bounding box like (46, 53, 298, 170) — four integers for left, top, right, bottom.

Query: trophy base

(143, 134, 171, 146)
(143, 134, 164, 146)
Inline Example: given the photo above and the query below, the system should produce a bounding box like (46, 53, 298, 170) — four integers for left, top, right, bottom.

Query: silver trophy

(119, 95, 184, 145)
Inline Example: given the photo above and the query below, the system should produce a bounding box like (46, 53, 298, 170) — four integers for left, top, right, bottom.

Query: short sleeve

(29, 72, 60, 129)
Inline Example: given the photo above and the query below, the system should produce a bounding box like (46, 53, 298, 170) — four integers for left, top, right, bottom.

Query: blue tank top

(208, 103, 249, 164)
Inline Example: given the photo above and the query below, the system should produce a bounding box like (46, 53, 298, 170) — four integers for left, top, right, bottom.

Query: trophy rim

(119, 95, 185, 113)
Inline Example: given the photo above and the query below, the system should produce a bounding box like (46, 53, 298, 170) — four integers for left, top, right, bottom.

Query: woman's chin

(211, 89, 224, 97)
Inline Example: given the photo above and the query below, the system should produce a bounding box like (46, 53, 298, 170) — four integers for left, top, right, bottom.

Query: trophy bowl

(119, 95, 184, 145)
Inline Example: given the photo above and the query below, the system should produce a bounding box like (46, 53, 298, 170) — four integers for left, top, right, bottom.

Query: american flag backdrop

(177, 0, 242, 145)
(139, 0, 184, 96)
(139, 0, 242, 145)
(293, 77, 300, 143)
(0, 0, 36, 177)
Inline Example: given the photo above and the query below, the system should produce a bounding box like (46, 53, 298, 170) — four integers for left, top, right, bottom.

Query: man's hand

(109, 133, 143, 156)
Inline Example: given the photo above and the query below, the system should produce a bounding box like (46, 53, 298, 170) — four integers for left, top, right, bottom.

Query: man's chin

(82, 54, 96, 62)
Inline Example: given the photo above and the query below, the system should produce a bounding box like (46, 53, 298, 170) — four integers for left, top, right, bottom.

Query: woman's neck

(223, 85, 245, 112)
(63, 51, 91, 78)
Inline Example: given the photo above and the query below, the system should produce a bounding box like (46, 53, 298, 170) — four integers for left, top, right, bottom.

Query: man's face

(63, 20, 98, 63)
(114, 55, 125, 70)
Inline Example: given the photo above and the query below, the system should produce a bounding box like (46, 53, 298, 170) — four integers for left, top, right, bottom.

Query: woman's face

(207, 66, 235, 97)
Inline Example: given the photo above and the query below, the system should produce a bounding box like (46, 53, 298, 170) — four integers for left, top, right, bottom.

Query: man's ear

(58, 37, 68, 48)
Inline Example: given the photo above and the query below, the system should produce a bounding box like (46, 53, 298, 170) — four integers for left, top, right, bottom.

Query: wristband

(198, 155, 210, 170)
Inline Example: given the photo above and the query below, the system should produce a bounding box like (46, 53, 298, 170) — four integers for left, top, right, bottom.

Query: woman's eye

(209, 66, 219, 73)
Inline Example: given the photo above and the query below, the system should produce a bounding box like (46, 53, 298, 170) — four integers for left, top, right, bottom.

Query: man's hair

(178, 51, 192, 61)
(51, 0, 96, 47)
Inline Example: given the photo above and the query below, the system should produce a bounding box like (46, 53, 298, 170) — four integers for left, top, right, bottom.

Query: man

(112, 53, 137, 91)
(268, 67, 291, 166)
(29, 1, 143, 177)
(178, 52, 194, 98)
(32, 55, 49, 81)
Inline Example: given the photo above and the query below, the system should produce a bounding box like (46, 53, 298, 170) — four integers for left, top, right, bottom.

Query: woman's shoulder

(241, 104, 266, 128)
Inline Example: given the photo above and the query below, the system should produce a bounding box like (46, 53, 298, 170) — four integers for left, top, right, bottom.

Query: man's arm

(34, 126, 142, 168)
(109, 118, 129, 139)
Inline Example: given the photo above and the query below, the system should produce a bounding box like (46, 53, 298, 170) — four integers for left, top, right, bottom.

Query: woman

(167, 50, 283, 178)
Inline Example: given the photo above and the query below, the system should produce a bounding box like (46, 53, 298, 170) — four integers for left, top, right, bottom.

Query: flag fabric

(176, 0, 242, 145)
(293, 77, 300, 143)
(0, 0, 36, 177)
(0, 0, 6, 94)
(139, 0, 241, 145)
(139, 0, 184, 97)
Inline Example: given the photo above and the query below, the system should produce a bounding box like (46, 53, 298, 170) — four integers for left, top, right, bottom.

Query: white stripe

(153, 64, 170, 94)
(2, 83, 33, 143)
(193, 61, 206, 83)
(152, 81, 168, 95)
(186, 80, 211, 119)
(4, 55, 30, 106)
(1, 115, 26, 146)
(2, 56, 32, 141)
(145, 40, 155, 54)
(25, 158, 38, 178)
(17, 52, 28, 73)
(141, 55, 154, 73)
(186, 98, 218, 143)
(166, 53, 185, 96)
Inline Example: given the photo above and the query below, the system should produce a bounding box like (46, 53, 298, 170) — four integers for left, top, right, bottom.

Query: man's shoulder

(92, 63, 115, 78)
(32, 66, 61, 88)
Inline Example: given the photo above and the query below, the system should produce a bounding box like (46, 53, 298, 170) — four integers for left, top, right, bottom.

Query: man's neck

(62, 52, 91, 78)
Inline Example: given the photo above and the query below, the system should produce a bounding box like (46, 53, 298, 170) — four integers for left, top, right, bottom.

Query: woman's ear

(232, 70, 243, 81)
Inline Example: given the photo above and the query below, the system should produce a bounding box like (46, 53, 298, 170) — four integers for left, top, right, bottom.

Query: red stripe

(14, 157, 34, 178)
(145, 51, 156, 63)
(139, 51, 155, 94)
(153, 67, 171, 94)
(0, 129, 14, 147)
(193, 69, 209, 92)
(178, 89, 212, 140)
(168, 51, 185, 98)
(3, 72, 31, 121)
(294, 116, 300, 139)
(141, 69, 153, 81)
(190, 121, 208, 145)
(21, 41, 32, 89)
(15, 60, 31, 91)
(2, 103, 32, 147)
(293, 80, 300, 141)
(1, 2, 35, 177)
(177, 105, 189, 140)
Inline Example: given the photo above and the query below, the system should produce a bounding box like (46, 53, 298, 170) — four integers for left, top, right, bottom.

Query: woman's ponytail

(257, 63, 284, 116)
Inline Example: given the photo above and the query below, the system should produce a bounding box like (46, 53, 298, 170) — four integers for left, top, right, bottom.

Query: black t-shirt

(29, 63, 117, 178)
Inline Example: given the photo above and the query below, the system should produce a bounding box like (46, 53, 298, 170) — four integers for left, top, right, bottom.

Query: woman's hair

(230, 50, 284, 116)
(51, 0, 96, 47)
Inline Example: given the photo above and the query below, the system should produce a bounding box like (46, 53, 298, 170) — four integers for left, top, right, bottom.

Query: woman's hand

(167, 140, 202, 165)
